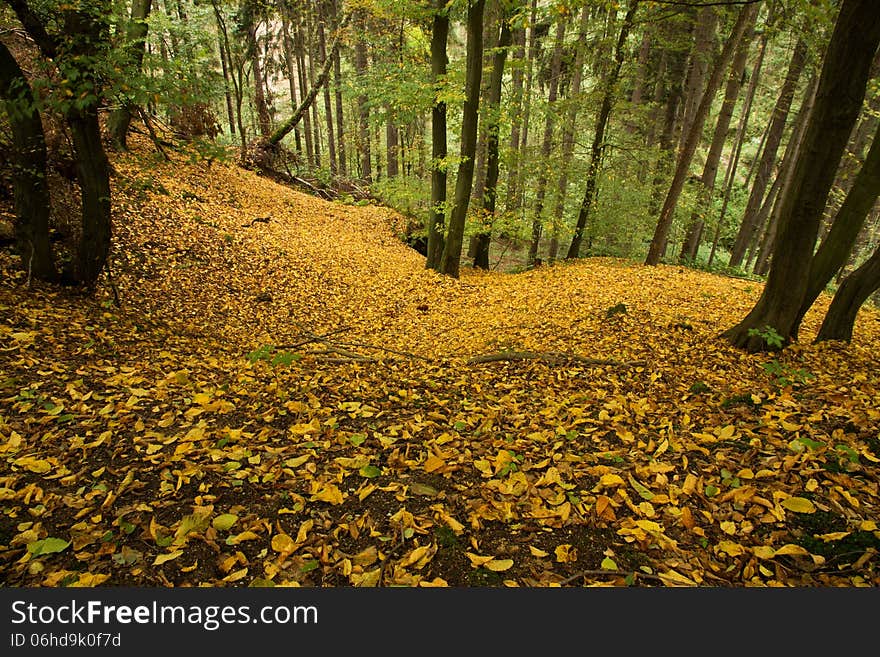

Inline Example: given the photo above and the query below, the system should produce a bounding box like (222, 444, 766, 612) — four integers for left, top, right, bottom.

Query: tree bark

(528, 16, 566, 266)
(354, 9, 371, 181)
(426, 0, 449, 271)
(107, 0, 153, 150)
(472, 8, 512, 270)
(0, 39, 57, 282)
(566, 1, 639, 260)
(727, 38, 808, 268)
(440, 0, 484, 278)
(645, 4, 757, 266)
(791, 119, 880, 335)
(679, 10, 755, 263)
(722, 0, 880, 352)
(815, 243, 880, 342)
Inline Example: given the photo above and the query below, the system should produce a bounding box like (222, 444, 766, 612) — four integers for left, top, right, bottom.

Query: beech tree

(722, 0, 880, 352)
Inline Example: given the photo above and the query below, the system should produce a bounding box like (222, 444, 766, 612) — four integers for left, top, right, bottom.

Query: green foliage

(246, 344, 301, 367)
(760, 359, 815, 389)
(748, 325, 784, 349)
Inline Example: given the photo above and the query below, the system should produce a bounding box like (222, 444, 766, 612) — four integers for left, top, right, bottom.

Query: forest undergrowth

(1, 139, 879, 587)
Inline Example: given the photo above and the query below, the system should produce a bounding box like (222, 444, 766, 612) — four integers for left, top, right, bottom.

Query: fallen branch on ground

(467, 351, 646, 367)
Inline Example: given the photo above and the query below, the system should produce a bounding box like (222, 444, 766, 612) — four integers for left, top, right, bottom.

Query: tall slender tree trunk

(722, 0, 880, 352)
(473, 8, 512, 270)
(332, 27, 347, 176)
(426, 0, 449, 271)
(549, 5, 589, 261)
(752, 73, 818, 277)
(354, 9, 371, 181)
(708, 27, 768, 267)
(317, 1, 337, 174)
(678, 6, 717, 154)
(107, 0, 153, 149)
(440, 0, 484, 278)
(727, 38, 808, 268)
(528, 17, 566, 265)
(679, 10, 755, 263)
(510, 0, 538, 218)
(566, 1, 639, 260)
(503, 25, 526, 214)
(645, 4, 758, 266)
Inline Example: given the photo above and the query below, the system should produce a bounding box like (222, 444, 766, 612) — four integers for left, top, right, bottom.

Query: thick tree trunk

(0, 40, 57, 281)
(426, 0, 448, 272)
(722, 0, 880, 352)
(107, 0, 152, 149)
(678, 7, 717, 155)
(440, 0, 484, 278)
(645, 4, 757, 265)
(528, 17, 566, 266)
(727, 38, 808, 268)
(566, 1, 639, 260)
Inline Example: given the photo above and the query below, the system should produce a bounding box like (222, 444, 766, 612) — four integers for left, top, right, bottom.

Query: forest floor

(1, 138, 879, 588)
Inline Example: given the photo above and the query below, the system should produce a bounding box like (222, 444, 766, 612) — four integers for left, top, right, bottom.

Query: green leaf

(27, 537, 70, 556)
(212, 514, 238, 531)
(301, 560, 319, 572)
(359, 465, 381, 478)
(600, 557, 618, 571)
(704, 485, 719, 497)
(348, 433, 366, 446)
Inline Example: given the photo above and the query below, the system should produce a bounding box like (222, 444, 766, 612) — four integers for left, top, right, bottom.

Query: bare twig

(467, 351, 646, 367)
(559, 569, 665, 586)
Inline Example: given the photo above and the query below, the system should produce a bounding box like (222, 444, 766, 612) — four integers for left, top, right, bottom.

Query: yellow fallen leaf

(423, 455, 446, 473)
(529, 546, 549, 558)
(227, 531, 260, 545)
(598, 473, 626, 488)
(815, 532, 850, 542)
(153, 550, 183, 565)
(752, 545, 777, 560)
(465, 552, 495, 567)
(717, 540, 745, 556)
(271, 533, 297, 554)
(311, 483, 344, 505)
(773, 544, 810, 557)
(485, 559, 513, 572)
(555, 544, 577, 563)
(682, 474, 698, 495)
(781, 497, 816, 513)
(720, 521, 737, 535)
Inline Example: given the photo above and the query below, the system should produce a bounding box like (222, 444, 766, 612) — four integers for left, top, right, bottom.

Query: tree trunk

(332, 18, 347, 176)
(548, 5, 589, 261)
(509, 0, 539, 218)
(792, 119, 880, 335)
(354, 9, 371, 181)
(815, 243, 880, 342)
(0, 40, 57, 281)
(566, 0, 639, 260)
(107, 0, 152, 150)
(426, 0, 448, 272)
(678, 6, 717, 155)
(722, 0, 880, 352)
(528, 17, 566, 266)
(440, 0, 484, 278)
(473, 8, 512, 270)
(645, 4, 758, 266)
(245, 2, 272, 137)
(317, 1, 337, 174)
(707, 26, 768, 267)
(679, 10, 755, 263)
(752, 73, 819, 277)
(727, 38, 808, 268)
(503, 24, 526, 214)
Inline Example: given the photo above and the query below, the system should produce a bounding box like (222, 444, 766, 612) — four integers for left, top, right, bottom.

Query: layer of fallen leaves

(1, 137, 879, 588)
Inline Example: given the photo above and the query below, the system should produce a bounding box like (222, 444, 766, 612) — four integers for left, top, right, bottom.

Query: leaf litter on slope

(1, 138, 879, 587)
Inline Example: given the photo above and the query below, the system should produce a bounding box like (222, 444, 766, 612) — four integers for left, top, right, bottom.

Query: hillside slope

(1, 141, 879, 587)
